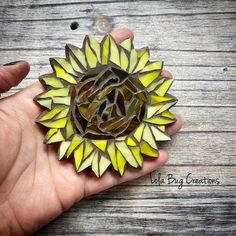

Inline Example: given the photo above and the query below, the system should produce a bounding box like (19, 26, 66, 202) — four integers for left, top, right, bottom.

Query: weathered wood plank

(2, 0, 236, 20)
(1, 14, 235, 51)
(36, 166, 236, 234)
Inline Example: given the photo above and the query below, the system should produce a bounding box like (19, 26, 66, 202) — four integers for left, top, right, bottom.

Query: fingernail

(3, 61, 22, 66)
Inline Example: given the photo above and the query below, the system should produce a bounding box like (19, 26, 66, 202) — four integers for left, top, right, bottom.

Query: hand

(0, 28, 182, 236)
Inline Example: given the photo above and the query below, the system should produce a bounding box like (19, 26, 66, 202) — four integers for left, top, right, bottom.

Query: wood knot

(95, 16, 112, 34)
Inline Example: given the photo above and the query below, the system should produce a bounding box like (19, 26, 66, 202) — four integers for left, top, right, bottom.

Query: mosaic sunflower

(35, 35, 177, 177)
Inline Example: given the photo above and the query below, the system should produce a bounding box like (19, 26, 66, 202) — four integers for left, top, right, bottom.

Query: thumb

(0, 61, 30, 93)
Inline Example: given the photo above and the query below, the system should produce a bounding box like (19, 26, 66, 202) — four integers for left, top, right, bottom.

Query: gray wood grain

(1, 0, 236, 235)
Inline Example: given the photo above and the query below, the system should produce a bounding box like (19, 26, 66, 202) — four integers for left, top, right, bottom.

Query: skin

(0, 28, 182, 236)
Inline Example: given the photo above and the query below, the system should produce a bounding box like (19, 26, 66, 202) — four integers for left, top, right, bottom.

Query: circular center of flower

(72, 66, 147, 139)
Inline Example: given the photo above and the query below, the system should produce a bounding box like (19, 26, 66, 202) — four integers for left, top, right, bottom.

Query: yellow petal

(74, 143, 84, 170)
(54, 65, 77, 84)
(115, 141, 138, 168)
(85, 40, 97, 68)
(141, 61, 163, 72)
(109, 36, 120, 66)
(151, 126, 171, 141)
(120, 38, 132, 51)
(101, 36, 110, 65)
(128, 49, 138, 73)
(58, 141, 71, 160)
(133, 123, 145, 142)
(142, 125, 157, 149)
(107, 142, 118, 171)
(88, 35, 101, 63)
(139, 71, 161, 87)
(99, 155, 111, 176)
(92, 140, 107, 152)
(47, 130, 65, 144)
(140, 142, 158, 157)
(130, 147, 143, 167)
(155, 78, 174, 96)
(120, 49, 129, 71)
(66, 135, 84, 158)
(117, 149, 126, 176)
(133, 50, 149, 73)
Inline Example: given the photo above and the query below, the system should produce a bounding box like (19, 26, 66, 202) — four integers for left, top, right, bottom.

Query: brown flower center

(72, 66, 147, 139)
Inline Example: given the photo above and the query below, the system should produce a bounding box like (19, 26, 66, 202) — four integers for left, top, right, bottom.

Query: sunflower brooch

(35, 34, 177, 177)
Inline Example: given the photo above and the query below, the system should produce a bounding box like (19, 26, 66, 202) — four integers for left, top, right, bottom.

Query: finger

(83, 149, 168, 197)
(0, 61, 30, 93)
(110, 27, 134, 43)
(161, 69, 172, 78)
(166, 114, 183, 136)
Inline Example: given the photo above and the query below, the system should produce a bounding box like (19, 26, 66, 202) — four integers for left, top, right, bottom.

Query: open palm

(0, 29, 182, 236)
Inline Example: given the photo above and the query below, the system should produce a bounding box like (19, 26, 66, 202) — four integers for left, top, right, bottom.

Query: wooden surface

(1, 0, 236, 235)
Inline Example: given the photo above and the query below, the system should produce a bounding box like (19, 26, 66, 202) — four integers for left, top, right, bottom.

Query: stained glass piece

(47, 130, 65, 144)
(38, 88, 69, 99)
(85, 41, 97, 68)
(107, 142, 118, 171)
(120, 49, 129, 71)
(55, 107, 69, 119)
(120, 38, 132, 51)
(66, 120, 74, 139)
(128, 49, 138, 73)
(147, 104, 163, 118)
(140, 142, 158, 157)
(89, 35, 101, 63)
(74, 143, 84, 170)
(99, 155, 111, 176)
(92, 140, 107, 152)
(133, 123, 145, 142)
(115, 141, 138, 168)
(42, 76, 64, 88)
(58, 141, 71, 160)
(92, 150, 99, 176)
(69, 54, 83, 73)
(67, 135, 84, 158)
(37, 106, 65, 122)
(45, 128, 58, 140)
(101, 36, 110, 65)
(150, 95, 174, 105)
(39, 117, 67, 128)
(109, 37, 120, 66)
(53, 58, 77, 76)
(78, 151, 95, 172)
(52, 96, 71, 106)
(143, 125, 157, 149)
(66, 43, 87, 69)
(84, 141, 93, 159)
(36, 99, 52, 109)
(131, 147, 143, 167)
(133, 50, 149, 73)
(139, 71, 161, 87)
(161, 111, 175, 120)
(151, 126, 171, 141)
(53, 65, 77, 84)
(144, 117, 175, 125)
(117, 149, 126, 176)
(141, 61, 163, 72)
(155, 78, 174, 96)
(126, 137, 136, 146)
